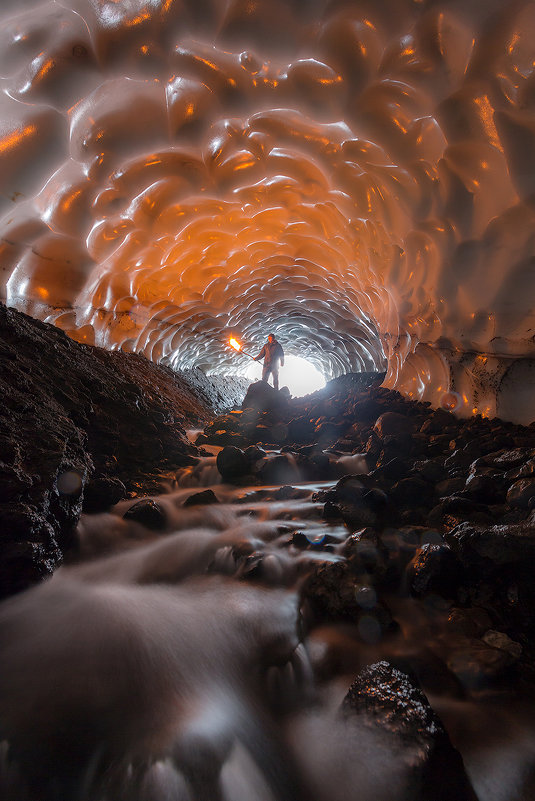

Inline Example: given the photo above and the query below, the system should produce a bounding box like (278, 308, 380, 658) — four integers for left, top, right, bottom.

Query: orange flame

(229, 337, 242, 352)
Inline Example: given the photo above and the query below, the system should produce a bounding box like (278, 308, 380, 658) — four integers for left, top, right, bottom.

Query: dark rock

(390, 477, 435, 507)
(444, 449, 477, 472)
(493, 448, 532, 469)
(351, 397, 384, 423)
(446, 521, 535, 566)
(287, 416, 315, 443)
(420, 408, 456, 434)
(343, 529, 404, 586)
(0, 505, 62, 598)
(123, 499, 167, 530)
(412, 459, 446, 483)
(482, 629, 522, 658)
(463, 472, 507, 504)
(341, 661, 477, 801)
(364, 430, 383, 460)
(216, 446, 249, 481)
(257, 454, 301, 484)
(447, 607, 494, 638)
(506, 478, 535, 508)
(201, 429, 249, 447)
(301, 561, 395, 638)
(314, 420, 346, 444)
(0, 303, 245, 597)
(504, 457, 535, 481)
(183, 489, 220, 507)
(435, 477, 466, 496)
(446, 640, 517, 689)
(242, 381, 288, 414)
(426, 496, 493, 531)
(371, 456, 410, 481)
(327, 475, 370, 504)
(409, 543, 464, 599)
(382, 430, 415, 455)
(271, 485, 311, 500)
(446, 522, 535, 630)
(331, 501, 378, 530)
(174, 368, 250, 415)
(244, 445, 266, 463)
(82, 477, 127, 513)
(374, 411, 414, 437)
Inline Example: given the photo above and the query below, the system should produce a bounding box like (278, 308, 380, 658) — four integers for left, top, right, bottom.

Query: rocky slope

(201, 377, 535, 664)
(0, 304, 247, 598)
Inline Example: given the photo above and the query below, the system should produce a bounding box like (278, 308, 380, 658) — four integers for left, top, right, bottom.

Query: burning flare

(229, 337, 242, 352)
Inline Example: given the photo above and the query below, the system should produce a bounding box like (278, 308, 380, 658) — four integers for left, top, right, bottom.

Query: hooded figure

(255, 333, 284, 390)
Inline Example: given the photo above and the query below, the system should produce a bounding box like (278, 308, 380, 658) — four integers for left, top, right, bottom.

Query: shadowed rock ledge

(0, 304, 248, 598)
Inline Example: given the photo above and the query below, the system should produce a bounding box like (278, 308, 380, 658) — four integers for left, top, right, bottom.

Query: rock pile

(201, 374, 535, 672)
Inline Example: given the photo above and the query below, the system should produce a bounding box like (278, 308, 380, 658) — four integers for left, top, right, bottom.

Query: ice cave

(2, 0, 535, 421)
(2, 1, 535, 800)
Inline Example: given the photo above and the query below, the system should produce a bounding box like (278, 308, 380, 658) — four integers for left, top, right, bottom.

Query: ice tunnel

(2, 0, 535, 421)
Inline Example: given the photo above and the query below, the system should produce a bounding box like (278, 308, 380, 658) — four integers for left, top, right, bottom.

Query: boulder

(123, 499, 167, 530)
(506, 478, 535, 508)
(216, 446, 249, 482)
(301, 561, 395, 639)
(242, 381, 288, 414)
(409, 543, 464, 599)
(82, 477, 127, 513)
(341, 661, 477, 801)
(183, 489, 220, 507)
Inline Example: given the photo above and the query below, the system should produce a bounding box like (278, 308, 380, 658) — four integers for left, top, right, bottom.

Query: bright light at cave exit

(246, 354, 326, 397)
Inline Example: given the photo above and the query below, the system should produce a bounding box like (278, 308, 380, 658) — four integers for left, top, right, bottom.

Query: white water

(1, 464, 535, 800)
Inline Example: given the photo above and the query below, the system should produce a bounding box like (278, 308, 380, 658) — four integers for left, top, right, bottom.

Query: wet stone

(409, 543, 464, 599)
(426, 496, 493, 531)
(506, 478, 535, 508)
(301, 560, 395, 636)
(412, 459, 446, 483)
(464, 471, 508, 504)
(446, 521, 535, 567)
(216, 445, 249, 482)
(123, 499, 167, 530)
(341, 661, 477, 801)
(183, 489, 220, 507)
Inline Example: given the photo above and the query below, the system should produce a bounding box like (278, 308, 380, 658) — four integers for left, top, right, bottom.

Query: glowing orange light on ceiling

(0, 124, 37, 154)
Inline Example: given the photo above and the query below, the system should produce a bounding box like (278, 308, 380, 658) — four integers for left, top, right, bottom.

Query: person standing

(254, 333, 284, 390)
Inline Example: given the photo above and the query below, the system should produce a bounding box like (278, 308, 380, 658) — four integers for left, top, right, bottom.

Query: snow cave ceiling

(2, 0, 535, 421)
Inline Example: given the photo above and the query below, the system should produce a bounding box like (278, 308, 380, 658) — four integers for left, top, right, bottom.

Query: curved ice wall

(2, 0, 535, 422)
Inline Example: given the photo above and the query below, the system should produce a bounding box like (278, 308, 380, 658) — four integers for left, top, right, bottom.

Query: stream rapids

(0, 446, 534, 801)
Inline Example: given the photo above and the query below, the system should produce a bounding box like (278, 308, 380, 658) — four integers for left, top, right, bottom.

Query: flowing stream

(1, 449, 535, 801)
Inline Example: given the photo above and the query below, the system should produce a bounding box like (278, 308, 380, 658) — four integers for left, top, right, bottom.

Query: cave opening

(245, 353, 327, 396)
